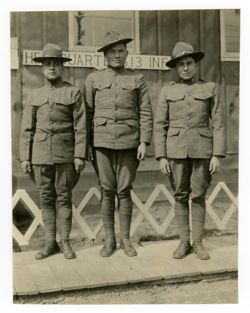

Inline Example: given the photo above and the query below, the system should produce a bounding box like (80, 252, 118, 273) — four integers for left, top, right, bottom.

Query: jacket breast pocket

(166, 94, 185, 102)
(166, 94, 185, 117)
(120, 82, 138, 103)
(94, 81, 112, 91)
(193, 92, 212, 102)
(55, 95, 74, 107)
(31, 96, 48, 107)
(121, 83, 138, 91)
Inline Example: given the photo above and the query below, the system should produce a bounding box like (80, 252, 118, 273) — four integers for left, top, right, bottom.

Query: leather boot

(100, 190, 116, 257)
(118, 193, 137, 257)
(173, 241, 192, 259)
(173, 202, 191, 258)
(60, 240, 76, 259)
(100, 238, 117, 257)
(193, 242, 210, 260)
(35, 240, 60, 260)
(120, 238, 137, 257)
(191, 202, 210, 260)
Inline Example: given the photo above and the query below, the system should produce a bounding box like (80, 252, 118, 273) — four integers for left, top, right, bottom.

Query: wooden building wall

(11, 10, 239, 187)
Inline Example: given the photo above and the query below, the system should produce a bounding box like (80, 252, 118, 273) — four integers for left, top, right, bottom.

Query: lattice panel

(12, 182, 238, 246)
(12, 189, 43, 246)
(206, 182, 238, 230)
(130, 184, 175, 235)
(72, 187, 102, 241)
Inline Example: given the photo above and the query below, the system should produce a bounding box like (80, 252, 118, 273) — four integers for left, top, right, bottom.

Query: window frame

(220, 10, 240, 62)
(68, 11, 140, 54)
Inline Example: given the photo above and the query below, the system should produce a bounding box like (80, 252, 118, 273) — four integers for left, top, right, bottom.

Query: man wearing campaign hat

(84, 31, 153, 257)
(154, 42, 226, 260)
(19, 43, 87, 260)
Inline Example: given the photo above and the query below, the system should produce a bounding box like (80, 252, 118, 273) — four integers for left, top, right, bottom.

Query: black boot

(173, 241, 192, 259)
(60, 240, 76, 259)
(35, 240, 60, 260)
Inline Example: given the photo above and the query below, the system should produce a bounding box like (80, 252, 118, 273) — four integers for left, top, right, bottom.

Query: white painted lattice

(12, 189, 43, 246)
(12, 182, 238, 246)
(206, 182, 238, 230)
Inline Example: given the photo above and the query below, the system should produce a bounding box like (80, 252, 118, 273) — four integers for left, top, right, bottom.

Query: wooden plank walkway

(13, 236, 237, 296)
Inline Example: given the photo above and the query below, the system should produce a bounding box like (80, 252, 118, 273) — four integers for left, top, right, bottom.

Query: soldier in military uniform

(84, 31, 153, 257)
(19, 43, 87, 260)
(154, 42, 226, 260)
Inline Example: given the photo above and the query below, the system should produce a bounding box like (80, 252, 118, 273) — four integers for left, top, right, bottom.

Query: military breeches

(33, 163, 80, 241)
(93, 147, 139, 239)
(169, 158, 212, 242)
(169, 158, 211, 205)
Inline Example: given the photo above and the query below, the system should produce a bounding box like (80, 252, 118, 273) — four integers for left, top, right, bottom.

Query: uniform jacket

(19, 80, 87, 164)
(84, 67, 153, 150)
(154, 79, 226, 159)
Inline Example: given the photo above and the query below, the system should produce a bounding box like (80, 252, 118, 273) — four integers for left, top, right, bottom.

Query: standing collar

(106, 66, 126, 74)
(44, 77, 64, 88)
(177, 77, 198, 85)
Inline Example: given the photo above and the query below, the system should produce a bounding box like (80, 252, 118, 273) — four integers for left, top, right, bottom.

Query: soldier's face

(42, 60, 64, 81)
(105, 43, 128, 68)
(175, 56, 197, 81)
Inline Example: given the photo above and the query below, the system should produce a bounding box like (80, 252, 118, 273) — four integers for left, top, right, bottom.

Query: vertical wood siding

(11, 10, 239, 179)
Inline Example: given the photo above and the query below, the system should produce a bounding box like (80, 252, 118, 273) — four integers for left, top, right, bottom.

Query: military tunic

(154, 80, 226, 159)
(84, 67, 152, 150)
(19, 80, 87, 241)
(154, 79, 226, 227)
(84, 66, 153, 242)
(19, 80, 87, 164)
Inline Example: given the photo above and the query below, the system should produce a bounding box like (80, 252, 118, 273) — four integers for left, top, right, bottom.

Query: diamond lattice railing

(72, 187, 102, 241)
(130, 184, 175, 235)
(12, 189, 43, 246)
(206, 182, 238, 230)
(12, 182, 238, 246)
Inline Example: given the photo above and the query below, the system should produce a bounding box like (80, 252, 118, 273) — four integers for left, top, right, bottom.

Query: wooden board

(12, 239, 238, 296)
(114, 246, 163, 282)
(83, 246, 129, 286)
(209, 236, 238, 248)
(69, 248, 109, 288)
(100, 248, 145, 284)
(142, 241, 202, 279)
(211, 246, 238, 271)
(13, 253, 38, 295)
(46, 253, 86, 291)
(21, 251, 62, 293)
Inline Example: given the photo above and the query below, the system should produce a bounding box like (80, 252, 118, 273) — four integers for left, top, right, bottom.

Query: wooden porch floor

(13, 236, 237, 296)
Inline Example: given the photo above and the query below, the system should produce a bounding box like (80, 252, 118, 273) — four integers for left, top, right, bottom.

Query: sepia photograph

(1, 1, 247, 309)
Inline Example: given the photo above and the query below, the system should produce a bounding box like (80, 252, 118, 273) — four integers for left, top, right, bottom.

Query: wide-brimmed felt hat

(97, 31, 133, 52)
(166, 41, 204, 68)
(33, 43, 72, 62)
